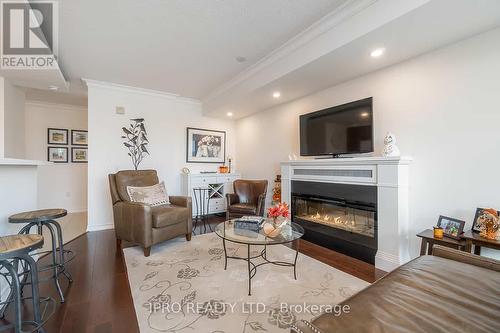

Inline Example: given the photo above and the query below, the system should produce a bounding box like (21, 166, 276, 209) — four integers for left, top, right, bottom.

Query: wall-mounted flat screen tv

(300, 97, 373, 157)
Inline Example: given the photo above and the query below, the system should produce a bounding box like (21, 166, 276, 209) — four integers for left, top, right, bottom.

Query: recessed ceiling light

(235, 56, 247, 63)
(370, 48, 385, 58)
(226, 112, 233, 117)
(48, 85, 59, 91)
(361, 112, 369, 117)
(272, 91, 281, 99)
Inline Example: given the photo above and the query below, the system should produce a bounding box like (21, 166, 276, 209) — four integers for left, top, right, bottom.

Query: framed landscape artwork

(72, 147, 88, 163)
(47, 128, 68, 145)
(186, 127, 226, 163)
(71, 130, 88, 146)
(48, 147, 68, 163)
(437, 215, 465, 240)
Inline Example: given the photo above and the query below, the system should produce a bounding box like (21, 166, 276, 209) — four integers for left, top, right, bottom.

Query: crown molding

(25, 100, 87, 111)
(82, 79, 202, 106)
(202, 0, 378, 103)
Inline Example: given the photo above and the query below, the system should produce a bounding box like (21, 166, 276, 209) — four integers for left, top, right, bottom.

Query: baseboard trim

(87, 223, 114, 232)
(375, 251, 400, 272)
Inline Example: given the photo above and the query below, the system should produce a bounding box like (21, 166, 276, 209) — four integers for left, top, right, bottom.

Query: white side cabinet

(182, 173, 241, 217)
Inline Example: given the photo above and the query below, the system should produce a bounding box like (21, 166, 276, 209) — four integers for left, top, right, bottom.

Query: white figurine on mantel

(382, 132, 400, 157)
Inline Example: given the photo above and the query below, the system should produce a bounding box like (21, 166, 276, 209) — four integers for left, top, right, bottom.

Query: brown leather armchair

(226, 179, 268, 219)
(109, 170, 192, 257)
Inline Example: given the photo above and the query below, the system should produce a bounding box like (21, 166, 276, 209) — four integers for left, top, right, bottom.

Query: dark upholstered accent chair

(109, 170, 192, 257)
(226, 179, 268, 219)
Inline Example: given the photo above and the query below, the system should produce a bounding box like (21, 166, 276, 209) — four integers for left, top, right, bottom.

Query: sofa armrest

(113, 201, 153, 247)
(169, 196, 193, 233)
(291, 320, 323, 333)
(226, 193, 239, 206)
(432, 245, 500, 272)
(169, 196, 191, 208)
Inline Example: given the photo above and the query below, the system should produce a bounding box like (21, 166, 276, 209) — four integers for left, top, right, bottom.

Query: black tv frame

(299, 97, 374, 157)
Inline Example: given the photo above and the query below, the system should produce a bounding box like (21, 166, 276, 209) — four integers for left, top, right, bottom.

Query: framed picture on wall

(437, 215, 465, 240)
(186, 127, 226, 163)
(48, 147, 68, 163)
(71, 130, 88, 146)
(71, 147, 88, 163)
(47, 128, 68, 145)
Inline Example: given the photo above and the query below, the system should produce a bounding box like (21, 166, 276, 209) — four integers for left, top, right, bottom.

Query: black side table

(192, 188, 212, 234)
(9, 209, 74, 303)
(416, 229, 466, 255)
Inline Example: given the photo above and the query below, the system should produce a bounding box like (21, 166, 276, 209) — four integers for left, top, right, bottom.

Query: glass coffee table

(214, 220, 305, 295)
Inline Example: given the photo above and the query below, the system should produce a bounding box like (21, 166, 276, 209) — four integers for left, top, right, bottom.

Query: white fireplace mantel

(281, 156, 412, 272)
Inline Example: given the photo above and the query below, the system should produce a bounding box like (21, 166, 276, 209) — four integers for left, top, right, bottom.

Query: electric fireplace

(291, 181, 377, 263)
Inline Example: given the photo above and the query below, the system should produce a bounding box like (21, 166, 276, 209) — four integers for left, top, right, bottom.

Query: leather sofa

(109, 170, 192, 257)
(226, 179, 268, 219)
(292, 246, 500, 333)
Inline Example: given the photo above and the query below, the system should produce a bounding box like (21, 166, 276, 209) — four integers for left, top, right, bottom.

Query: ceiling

(204, 0, 500, 118)
(24, 88, 88, 106)
(59, 0, 348, 99)
(4, 0, 500, 114)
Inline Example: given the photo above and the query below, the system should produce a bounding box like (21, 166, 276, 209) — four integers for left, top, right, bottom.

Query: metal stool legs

(22, 254, 44, 333)
(0, 256, 49, 333)
(0, 261, 22, 332)
(45, 222, 64, 303)
(18, 220, 73, 303)
(47, 220, 73, 283)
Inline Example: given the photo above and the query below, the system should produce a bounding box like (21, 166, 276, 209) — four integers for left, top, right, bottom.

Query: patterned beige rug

(123, 232, 369, 333)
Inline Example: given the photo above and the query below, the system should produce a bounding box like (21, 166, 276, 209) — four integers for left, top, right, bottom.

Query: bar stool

(192, 187, 212, 234)
(9, 209, 74, 303)
(0, 234, 54, 333)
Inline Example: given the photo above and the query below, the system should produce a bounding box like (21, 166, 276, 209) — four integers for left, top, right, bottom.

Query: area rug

(123, 233, 369, 333)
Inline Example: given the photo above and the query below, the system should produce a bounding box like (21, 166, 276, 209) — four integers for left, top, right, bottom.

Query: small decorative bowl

(263, 222, 283, 238)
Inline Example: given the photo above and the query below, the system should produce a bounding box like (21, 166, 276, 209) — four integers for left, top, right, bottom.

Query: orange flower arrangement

(268, 203, 290, 219)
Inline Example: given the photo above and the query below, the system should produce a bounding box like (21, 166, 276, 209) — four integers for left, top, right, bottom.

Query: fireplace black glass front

(291, 181, 377, 264)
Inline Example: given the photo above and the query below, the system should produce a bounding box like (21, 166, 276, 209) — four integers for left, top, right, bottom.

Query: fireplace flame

(296, 201, 374, 237)
(307, 213, 362, 230)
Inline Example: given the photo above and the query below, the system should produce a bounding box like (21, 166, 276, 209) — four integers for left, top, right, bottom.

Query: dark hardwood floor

(2, 217, 385, 332)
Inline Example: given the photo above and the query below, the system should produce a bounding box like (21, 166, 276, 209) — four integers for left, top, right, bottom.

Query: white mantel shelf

(0, 158, 50, 166)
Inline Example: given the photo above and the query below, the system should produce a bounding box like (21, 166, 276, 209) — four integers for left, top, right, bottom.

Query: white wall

(0, 166, 38, 236)
(0, 77, 26, 158)
(0, 78, 4, 157)
(236, 27, 500, 259)
(25, 102, 88, 212)
(3, 79, 26, 158)
(87, 83, 236, 231)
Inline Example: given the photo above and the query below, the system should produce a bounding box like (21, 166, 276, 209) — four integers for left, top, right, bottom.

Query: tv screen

(300, 97, 373, 156)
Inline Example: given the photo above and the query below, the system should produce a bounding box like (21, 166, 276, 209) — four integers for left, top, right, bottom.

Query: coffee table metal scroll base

(222, 238, 300, 296)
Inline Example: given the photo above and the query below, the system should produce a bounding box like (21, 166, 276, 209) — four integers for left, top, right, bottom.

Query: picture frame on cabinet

(437, 215, 465, 240)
